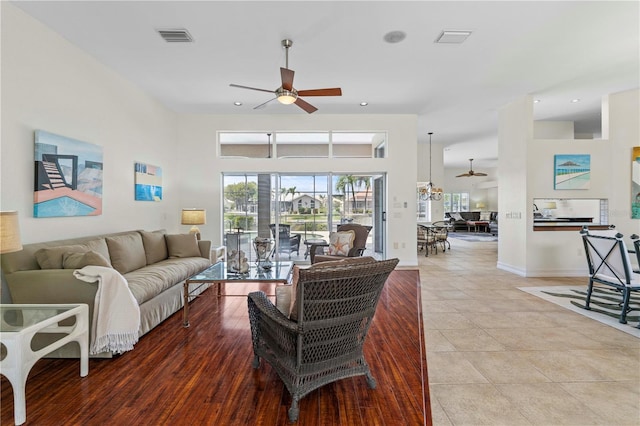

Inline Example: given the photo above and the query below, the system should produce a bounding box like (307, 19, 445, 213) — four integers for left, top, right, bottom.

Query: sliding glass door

(222, 172, 385, 263)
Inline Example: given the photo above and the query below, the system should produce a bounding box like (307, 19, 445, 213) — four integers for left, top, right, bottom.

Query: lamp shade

(181, 209, 206, 225)
(543, 202, 557, 209)
(0, 211, 23, 253)
(475, 202, 486, 209)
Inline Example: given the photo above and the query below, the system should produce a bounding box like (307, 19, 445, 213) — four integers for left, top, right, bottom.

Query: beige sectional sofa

(1, 229, 212, 357)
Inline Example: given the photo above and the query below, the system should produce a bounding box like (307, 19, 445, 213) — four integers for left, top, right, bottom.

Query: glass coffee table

(0, 304, 89, 425)
(183, 261, 293, 327)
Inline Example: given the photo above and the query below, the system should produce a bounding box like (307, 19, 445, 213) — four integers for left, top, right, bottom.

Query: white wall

(175, 114, 419, 266)
(1, 3, 420, 266)
(533, 121, 574, 139)
(497, 96, 531, 276)
(498, 89, 640, 277)
(1, 3, 179, 243)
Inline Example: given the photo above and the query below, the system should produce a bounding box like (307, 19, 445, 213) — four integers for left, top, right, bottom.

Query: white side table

(0, 304, 89, 425)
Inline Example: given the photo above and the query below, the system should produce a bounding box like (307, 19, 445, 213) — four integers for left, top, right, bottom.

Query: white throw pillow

(275, 285, 292, 316)
(450, 212, 464, 221)
(327, 230, 355, 256)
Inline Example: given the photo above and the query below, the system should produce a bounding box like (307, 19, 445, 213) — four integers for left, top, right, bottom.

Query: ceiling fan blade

(281, 68, 295, 91)
(230, 84, 275, 94)
(297, 88, 342, 97)
(456, 173, 471, 177)
(253, 98, 277, 110)
(474, 172, 488, 176)
(294, 97, 318, 114)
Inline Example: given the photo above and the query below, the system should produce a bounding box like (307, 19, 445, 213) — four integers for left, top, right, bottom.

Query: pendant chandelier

(419, 132, 443, 201)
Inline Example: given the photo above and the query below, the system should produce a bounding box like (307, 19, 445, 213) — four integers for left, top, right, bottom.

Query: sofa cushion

(62, 251, 112, 269)
(166, 234, 201, 258)
(124, 257, 211, 305)
(106, 233, 147, 274)
(34, 238, 111, 269)
(140, 230, 168, 265)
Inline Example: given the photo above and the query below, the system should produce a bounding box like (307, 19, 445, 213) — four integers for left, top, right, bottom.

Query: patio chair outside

(269, 224, 301, 259)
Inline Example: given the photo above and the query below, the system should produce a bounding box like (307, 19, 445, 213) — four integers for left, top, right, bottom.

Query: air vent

(157, 29, 194, 43)
(435, 31, 472, 44)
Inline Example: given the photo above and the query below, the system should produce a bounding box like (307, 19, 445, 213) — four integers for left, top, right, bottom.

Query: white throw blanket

(73, 265, 140, 355)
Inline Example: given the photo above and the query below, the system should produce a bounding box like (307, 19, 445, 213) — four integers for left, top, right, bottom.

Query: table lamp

(181, 208, 206, 240)
(543, 202, 557, 218)
(1, 211, 22, 304)
(1, 211, 22, 254)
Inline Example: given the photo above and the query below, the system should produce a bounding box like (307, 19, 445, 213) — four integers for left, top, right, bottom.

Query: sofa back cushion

(62, 251, 112, 269)
(165, 234, 201, 258)
(106, 233, 147, 274)
(34, 238, 111, 269)
(140, 230, 168, 265)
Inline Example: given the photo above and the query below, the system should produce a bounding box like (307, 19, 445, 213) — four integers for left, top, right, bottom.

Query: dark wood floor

(1, 270, 431, 425)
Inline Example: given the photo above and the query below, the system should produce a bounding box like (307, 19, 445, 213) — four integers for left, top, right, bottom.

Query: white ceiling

(10, 1, 639, 168)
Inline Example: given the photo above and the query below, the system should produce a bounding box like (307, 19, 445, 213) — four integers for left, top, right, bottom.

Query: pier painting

(554, 154, 590, 190)
(34, 130, 103, 217)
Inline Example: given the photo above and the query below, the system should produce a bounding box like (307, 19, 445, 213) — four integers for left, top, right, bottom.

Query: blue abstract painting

(135, 162, 163, 201)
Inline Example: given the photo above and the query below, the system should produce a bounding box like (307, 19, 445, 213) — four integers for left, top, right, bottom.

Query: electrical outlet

(393, 242, 399, 249)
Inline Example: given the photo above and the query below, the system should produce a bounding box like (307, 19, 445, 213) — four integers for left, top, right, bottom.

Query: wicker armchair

(247, 257, 399, 422)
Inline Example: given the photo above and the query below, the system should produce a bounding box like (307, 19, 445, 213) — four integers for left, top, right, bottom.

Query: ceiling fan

(229, 39, 342, 114)
(456, 159, 488, 177)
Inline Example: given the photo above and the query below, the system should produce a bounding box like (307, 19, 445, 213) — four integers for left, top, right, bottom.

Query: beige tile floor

(415, 237, 640, 426)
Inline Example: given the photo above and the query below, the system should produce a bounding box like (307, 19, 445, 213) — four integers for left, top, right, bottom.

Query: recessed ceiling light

(435, 31, 472, 44)
(383, 31, 406, 44)
(533, 99, 541, 103)
(571, 99, 580, 103)
(234, 101, 242, 106)
(360, 101, 369, 106)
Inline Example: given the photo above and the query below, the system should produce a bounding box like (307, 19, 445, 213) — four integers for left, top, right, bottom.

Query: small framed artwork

(135, 162, 163, 201)
(632, 146, 639, 219)
(34, 130, 103, 217)
(554, 154, 590, 190)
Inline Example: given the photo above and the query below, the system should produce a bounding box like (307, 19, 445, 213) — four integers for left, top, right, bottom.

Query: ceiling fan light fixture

(230, 39, 341, 113)
(277, 90, 298, 105)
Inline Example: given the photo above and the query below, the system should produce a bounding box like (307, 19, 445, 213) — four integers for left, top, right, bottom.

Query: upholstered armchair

(247, 257, 399, 422)
(269, 224, 301, 259)
(310, 223, 372, 264)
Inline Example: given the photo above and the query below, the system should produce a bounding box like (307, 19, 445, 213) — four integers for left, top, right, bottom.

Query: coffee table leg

(183, 281, 190, 328)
